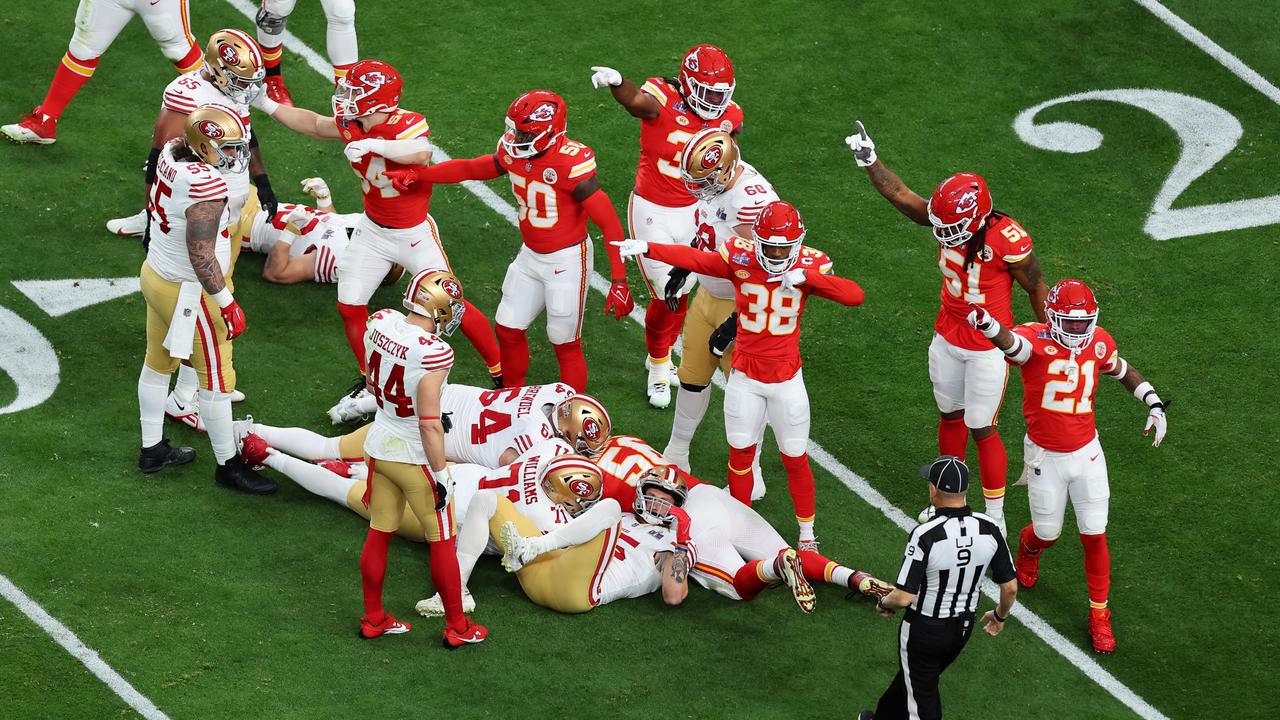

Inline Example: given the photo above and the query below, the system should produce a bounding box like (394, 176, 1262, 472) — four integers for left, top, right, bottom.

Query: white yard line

(0, 575, 172, 720)
(223, 2, 1169, 717)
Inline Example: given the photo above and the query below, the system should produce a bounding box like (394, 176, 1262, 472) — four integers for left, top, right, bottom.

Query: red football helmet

(1045, 279, 1099, 350)
(332, 59, 402, 119)
(502, 90, 566, 159)
(927, 172, 992, 248)
(752, 200, 806, 274)
(678, 44, 735, 120)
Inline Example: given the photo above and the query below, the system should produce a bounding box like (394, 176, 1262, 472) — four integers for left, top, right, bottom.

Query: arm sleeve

(580, 189, 627, 280)
(895, 531, 928, 593)
(416, 154, 502, 183)
(646, 242, 733, 278)
(989, 528, 1017, 584)
(804, 271, 865, 306)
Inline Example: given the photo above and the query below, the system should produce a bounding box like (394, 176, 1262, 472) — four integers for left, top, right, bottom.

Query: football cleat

(857, 712, 876, 720)
(239, 433, 271, 469)
(2, 107, 57, 145)
(499, 521, 542, 572)
(852, 570, 892, 598)
(138, 438, 196, 474)
(775, 548, 817, 614)
(751, 463, 767, 501)
(106, 209, 148, 238)
(644, 359, 674, 409)
(230, 389, 246, 403)
(442, 618, 487, 649)
(797, 537, 820, 553)
(1015, 528, 1042, 589)
(214, 456, 277, 495)
(327, 393, 367, 424)
(359, 613, 411, 639)
(166, 392, 205, 432)
(263, 75, 294, 106)
(415, 589, 477, 617)
(1088, 608, 1116, 654)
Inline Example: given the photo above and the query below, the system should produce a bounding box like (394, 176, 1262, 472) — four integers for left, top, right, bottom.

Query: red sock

(732, 561, 770, 601)
(262, 44, 283, 74)
(1020, 523, 1057, 554)
(359, 528, 393, 621)
(1080, 532, 1111, 609)
(938, 416, 968, 458)
(428, 536, 467, 631)
(39, 52, 99, 119)
(495, 324, 529, 386)
(780, 452, 816, 523)
(459, 300, 502, 378)
(644, 300, 686, 359)
(336, 302, 369, 373)
(975, 431, 1008, 503)
(798, 549, 840, 584)
(662, 295, 688, 351)
(333, 62, 356, 82)
(727, 445, 756, 506)
(173, 43, 203, 74)
(552, 339, 588, 391)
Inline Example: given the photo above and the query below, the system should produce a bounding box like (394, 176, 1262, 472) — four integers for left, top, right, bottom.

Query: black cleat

(490, 373, 504, 389)
(345, 375, 368, 398)
(858, 712, 876, 720)
(138, 439, 196, 474)
(215, 456, 278, 495)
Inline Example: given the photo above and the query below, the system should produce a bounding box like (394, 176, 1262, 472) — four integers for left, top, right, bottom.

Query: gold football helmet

(185, 104, 250, 172)
(634, 465, 689, 525)
(680, 128, 739, 200)
(205, 29, 266, 104)
(403, 269, 466, 336)
(553, 394, 612, 456)
(540, 455, 604, 517)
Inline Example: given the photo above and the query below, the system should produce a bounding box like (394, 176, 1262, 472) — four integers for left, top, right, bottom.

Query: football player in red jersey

(590, 44, 744, 408)
(616, 201, 865, 549)
(384, 90, 634, 392)
(251, 59, 503, 393)
(847, 121, 1048, 535)
(966, 279, 1168, 653)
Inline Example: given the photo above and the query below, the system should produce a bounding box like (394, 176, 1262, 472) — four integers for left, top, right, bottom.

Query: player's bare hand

(385, 168, 421, 193)
(300, 177, 331, 200)
(590, 66, 623, 89)
(981, 610, 1006, 636)
(605, 279, 634, 319)
(612, 239, 648, 258)
(845, 119, 878, 167)
(875, 599, 896, 618)
(1144, 403, 1168, 447)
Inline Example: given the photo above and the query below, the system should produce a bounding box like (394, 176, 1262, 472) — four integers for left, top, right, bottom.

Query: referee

(858, 456, 1018, 720)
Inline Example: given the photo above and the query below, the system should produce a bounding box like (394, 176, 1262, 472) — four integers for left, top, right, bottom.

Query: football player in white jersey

(136, 105, 274, 495)
(234, 177, 372, 285)
(254, 0, 359, 105)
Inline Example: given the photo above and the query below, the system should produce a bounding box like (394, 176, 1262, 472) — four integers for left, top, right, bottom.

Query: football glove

(845, 119, 877, 167)
(668, 507, 692, 545)
(590, 66, 623, 89)
(252, 174, 278, 216)
(966, 302, 999, 337)
(709, 312, 738, 357)
(775, 268, 807, 292)
(1144, 401, 1169, 447)
(300, 177, 331, 201)
(664, 268, 691, 311)
(283, 204, 311, 228)
(343, 138, 384, 163)
(219, 298, 247, 340)
(612, 239, 649, 258)
(441, 412, 453, 433)
(605, 280, 634, 319)
(431, 467, 452, 511)
(385, 167, 421, 193)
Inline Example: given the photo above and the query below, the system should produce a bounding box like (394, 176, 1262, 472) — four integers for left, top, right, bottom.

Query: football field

(1, 1, 1277, 718)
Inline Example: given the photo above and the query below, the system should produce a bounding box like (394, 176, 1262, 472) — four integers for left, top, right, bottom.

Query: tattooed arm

(864, 158, 930, 226)
(657, 551, 690, 606)
(1008, 251, 1049, 322)
(186, 198, 229, 295)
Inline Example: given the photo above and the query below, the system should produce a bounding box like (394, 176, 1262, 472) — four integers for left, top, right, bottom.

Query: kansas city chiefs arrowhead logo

(529, 102, 557, 123)
(569, 478, 594, 498)
(701, 145, 722, 168)
(442, 279, 462, 298)
(361, 71, 387, 88)
(219, 44, 240, 66)
(684, 52, 701, 72)
(198, 120, 225, 140)
(954, 189, 979, 214)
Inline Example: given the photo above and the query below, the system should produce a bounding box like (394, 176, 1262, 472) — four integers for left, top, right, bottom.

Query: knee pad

(323, 0, 357, 26)
(1030, 520, 1062, 544)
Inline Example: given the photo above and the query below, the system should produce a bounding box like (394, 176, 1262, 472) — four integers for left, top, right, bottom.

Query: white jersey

(362, 309, 455, 464)
(692, 161, 779, 300)
(145, 142, 232, 283)
(443, 383, 576, 468)
(597, 515, 676, 605)
(245, 203, 354, 283)
(487, 439, 577, 530)
(160, 71, 252, 214)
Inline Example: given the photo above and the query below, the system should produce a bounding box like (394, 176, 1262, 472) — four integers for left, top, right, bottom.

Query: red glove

(605, 279, 634, 319)
(668, 507, 692, 545)
(220, 299, 246, 340)
(384, 167, 422, 193)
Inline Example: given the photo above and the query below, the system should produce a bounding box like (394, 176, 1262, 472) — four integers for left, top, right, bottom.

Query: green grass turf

(1, 1, 1277, 718)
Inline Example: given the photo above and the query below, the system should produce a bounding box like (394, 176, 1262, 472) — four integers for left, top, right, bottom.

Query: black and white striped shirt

(895, 507, 1015, 619)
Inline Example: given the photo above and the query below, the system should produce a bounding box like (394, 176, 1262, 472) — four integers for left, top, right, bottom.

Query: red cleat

(359, 613, 411, 639)
(1015, 529, 1042, 589)
(264, 75, 294, 106)
(240, 433, 271, 469)
(442, 618, 487, 649)
(2, 106, 57, 145)
(1088, 608, 1116, 654)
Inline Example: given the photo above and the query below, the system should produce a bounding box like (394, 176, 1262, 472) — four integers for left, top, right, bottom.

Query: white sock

(761, 554, 783, 582)
(537, 499, 621, 554)
(252, 423, 341, 460)
(985, 497, 1005, 518)
(138, 365, 171, 448)
(830, 566, 854, 588)
(798, 520, 816, 542)
(174, 364, 199, 403)
(457, 492, 498, 586)
(325, 2, 358, 68)
(668, 385, 711, 452)
(198, 388, 235, 464)
(264, 451, 354, 505)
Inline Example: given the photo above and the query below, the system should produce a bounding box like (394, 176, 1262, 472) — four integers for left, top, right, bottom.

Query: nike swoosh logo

(1090, 453, 1100, 462)
(409, 239, 422, 247)
(554, 269, 566, 275)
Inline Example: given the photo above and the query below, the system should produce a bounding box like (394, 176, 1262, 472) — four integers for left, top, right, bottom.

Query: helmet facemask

(755, 237, 802, 275)
(927, 200, 978, 248)
(632, 466, 689, 526)
(212, 138, 251, 173)
(501, 117, 559, 159)
(683, 77, 734, 120)
(1048, 310, 1098, 350)
(217, 66, 265, 105)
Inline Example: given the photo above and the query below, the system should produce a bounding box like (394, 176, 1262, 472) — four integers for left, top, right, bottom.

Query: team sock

(781, 453, 817, 531)
(1081, 532, 1111, 610)
(173, 43, 203, 74)
(727, 445, 757, 505)
(261, 44, 283, 76)
(644, 301, 686, 359)
(938, 416, 968, 458)
(495, 324, 530, 386)
(39, 52, 99, 120)
(459, 492, 497, 586)
(332, 63, 355, 81)
(668, 384, 711, 456)
(731, 561, 770, 601)
(326, 7, 358, 79)
(552, 339, 588, 391)
(797, 549, 850, 587)
(360, 528, 393, 621)
(336, 302, 370, 373)
(1020, 524, 1057, 555)
(173, 363, 199, 404)
(198, 389, 235, 464)
(459, 300, 502, 372)
(428, 536, 467, 632)
(251, 423, 343, 461)
(263, 450, 353, 504)
(975, 431, 1008, 512)
(138, 365, 171, 448)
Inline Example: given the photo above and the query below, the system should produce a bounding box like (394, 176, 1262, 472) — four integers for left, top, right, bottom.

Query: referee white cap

(920, 455, 969, 493)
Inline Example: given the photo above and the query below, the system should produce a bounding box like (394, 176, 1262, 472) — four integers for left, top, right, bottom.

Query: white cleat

(645, 359, 673, 409)
(230, 389, 246, 403)
(106, 209, 148, 238)
(662, 444, 691, 473)
(328, 393, 367, 424)
(165, 392, 205, 432)
(231, 415, 255, 451)
(414, 589, 476, 617)
(797, 536, 820, 553)
(647, 380, 671, 409)
(776, 548, 817, 614)
(499, 521, 542, 572)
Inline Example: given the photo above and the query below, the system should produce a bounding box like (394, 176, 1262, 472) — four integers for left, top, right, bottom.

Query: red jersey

(647, 237, 864, 383)
(336, 110, 433, 228)
(634, 77, 744, 207)
(1013, 323, 1119, 453)
(935, 212, 1034, 350)
(594, 435, 702, 508)
(495, 136, 599, 253)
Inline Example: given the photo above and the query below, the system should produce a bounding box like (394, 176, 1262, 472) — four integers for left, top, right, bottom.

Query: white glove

(252, 93, 280, 116)
(590, 65, 623, 89)
(284, 204, 312, 227)
(1143, 405, 1167, 447)
(343, 138, 385, 163)
(612, 239, 649, 258)
(845, 119, 878, 167)
(966, 302, 999, 338)
(300, 177, 331, 201)
(773, 269, 807, 291)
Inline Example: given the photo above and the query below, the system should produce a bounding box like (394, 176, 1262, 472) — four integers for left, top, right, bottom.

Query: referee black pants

(874, 611, 974, 720)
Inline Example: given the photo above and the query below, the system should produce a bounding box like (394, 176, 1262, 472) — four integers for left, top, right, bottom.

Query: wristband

(1132, 381, 1153, 401)
(256, 95, 280, 116)
(211, 288, 234, 308)
(993, 610, 1008, 623)
(418, 415, 441, 421)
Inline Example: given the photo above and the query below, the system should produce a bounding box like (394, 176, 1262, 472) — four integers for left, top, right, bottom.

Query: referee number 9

(957, 548, 971, 567)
